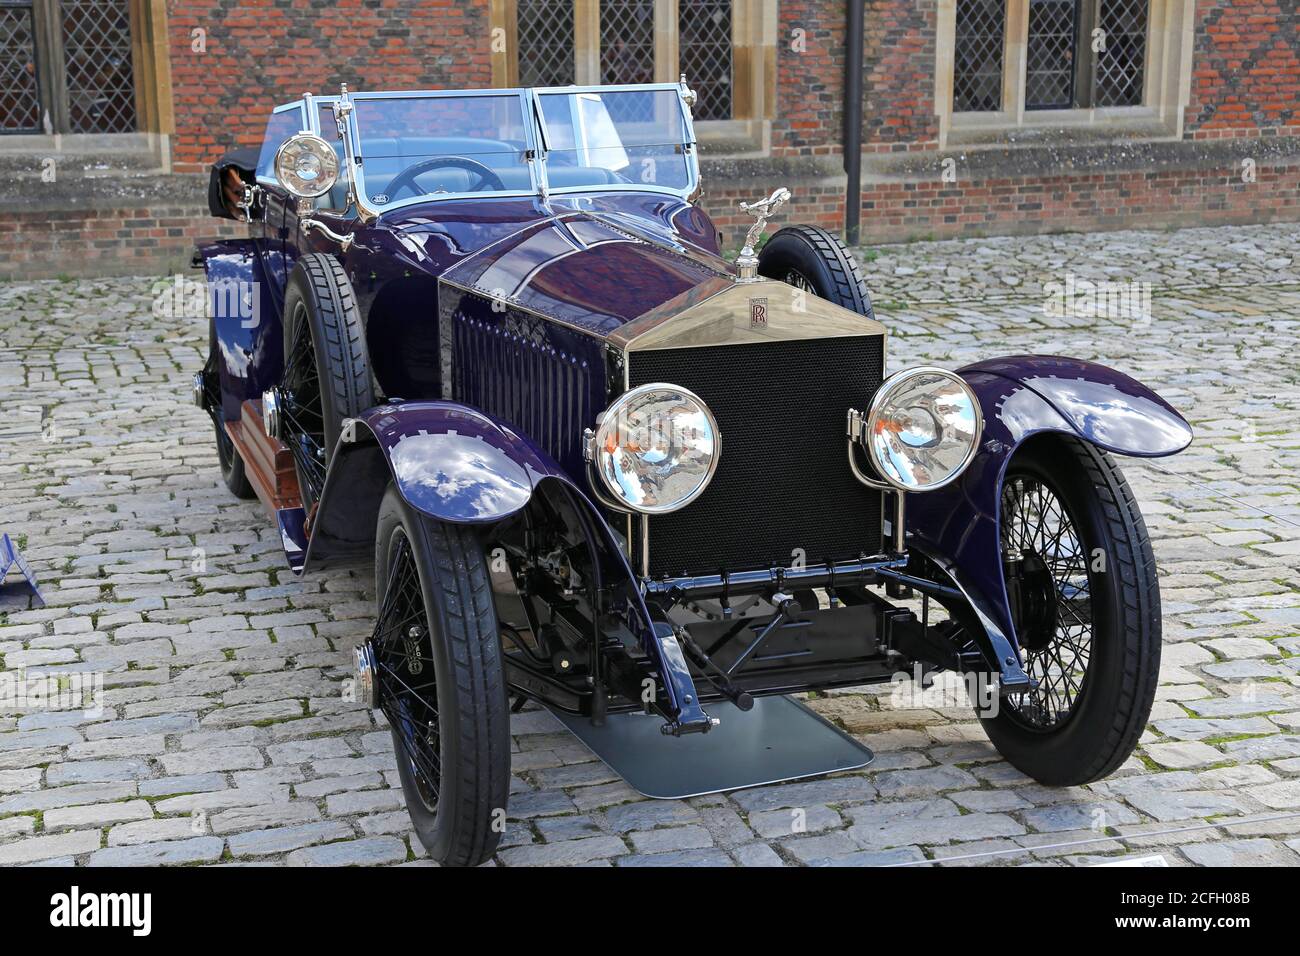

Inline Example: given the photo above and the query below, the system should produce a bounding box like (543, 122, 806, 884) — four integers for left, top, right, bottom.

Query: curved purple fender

(304, 400, 712, 733)
(906, 355, 1192, 667)
(197, 239, 283, 423)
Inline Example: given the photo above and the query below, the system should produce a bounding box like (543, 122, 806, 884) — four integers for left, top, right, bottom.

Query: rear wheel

(370, 485, 510, 867)
(279, 253, 374, 512)
(982, 436, 1161, 786)
(758, 224, 874, 318)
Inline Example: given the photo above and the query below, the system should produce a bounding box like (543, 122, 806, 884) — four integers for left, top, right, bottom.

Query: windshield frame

(259, 83, 700, 216)
(529, 83, 700, 202)
(345, 88, 542, 218)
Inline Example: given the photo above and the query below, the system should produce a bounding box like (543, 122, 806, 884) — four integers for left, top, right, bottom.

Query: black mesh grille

(629, 337, 886, 578)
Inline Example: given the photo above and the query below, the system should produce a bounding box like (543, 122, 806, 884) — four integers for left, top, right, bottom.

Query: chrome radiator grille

(628, 336, 886, 578)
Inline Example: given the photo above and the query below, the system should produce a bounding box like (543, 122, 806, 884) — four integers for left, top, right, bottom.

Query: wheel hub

(354, 641, 379, 710)
(261, 387, 282, 440)
(1008, 548, 1058, 652)
(404, 625, 424, 675)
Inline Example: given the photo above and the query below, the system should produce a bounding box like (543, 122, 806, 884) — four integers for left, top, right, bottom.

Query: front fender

(907, 356, 1191, 668)
(302, 400, 712, 733)
(304, 401, 554, 570)
(963, 355, 1192, 457)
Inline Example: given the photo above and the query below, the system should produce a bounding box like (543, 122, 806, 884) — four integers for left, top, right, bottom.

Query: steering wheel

(384, 156, 506, 199)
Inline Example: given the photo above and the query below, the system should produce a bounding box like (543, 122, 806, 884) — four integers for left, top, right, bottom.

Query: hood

(433, 204, 885, 349)
(439, 211, 734, 337)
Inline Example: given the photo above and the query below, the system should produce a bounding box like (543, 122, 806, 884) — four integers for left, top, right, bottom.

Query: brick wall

(0, 206, 242, 279)
(773, 0, 846, 156)
(703, 154, 1300, 246)
(5, 0, 1299, 279)
(862, 0, 939, 151)
(855, 159, 1300, 242)
(1187, 0, 1300, 138)
(165, 0, 492, 173)
(773, 0, 939, 156)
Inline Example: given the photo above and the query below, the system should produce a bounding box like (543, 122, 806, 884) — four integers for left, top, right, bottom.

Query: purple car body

(196, 85, 1191, 736)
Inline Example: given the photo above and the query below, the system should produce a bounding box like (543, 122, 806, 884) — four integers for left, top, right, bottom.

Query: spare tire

(758, 224, 875, 319)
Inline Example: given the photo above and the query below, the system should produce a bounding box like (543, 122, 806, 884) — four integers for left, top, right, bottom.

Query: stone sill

(3, 135, 1295, 217)
(863, 136, 1300, 182)
(0, 173, 206, 215)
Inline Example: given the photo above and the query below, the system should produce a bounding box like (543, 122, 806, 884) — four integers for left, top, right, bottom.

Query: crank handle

(301, 218, 354, 252)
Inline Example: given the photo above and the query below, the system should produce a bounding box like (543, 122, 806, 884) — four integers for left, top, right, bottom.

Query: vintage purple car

(195, 80, 1192, 866)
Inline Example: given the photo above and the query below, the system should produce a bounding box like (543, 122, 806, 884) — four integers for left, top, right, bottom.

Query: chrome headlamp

(851, 367, 982, 492)
(274, 133, 339, 199)
(584, 383, 720, 514)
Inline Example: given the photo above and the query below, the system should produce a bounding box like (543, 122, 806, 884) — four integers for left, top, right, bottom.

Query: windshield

(536, 88, 693, 193)
(350, 93, 534, 208)
(346, 86, 696, 209)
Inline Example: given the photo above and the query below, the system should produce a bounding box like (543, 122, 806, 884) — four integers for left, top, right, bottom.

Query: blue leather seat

(317, 136, 630, 210)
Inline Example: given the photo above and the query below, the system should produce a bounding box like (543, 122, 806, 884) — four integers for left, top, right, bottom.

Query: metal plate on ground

(547, 695, 873, 800)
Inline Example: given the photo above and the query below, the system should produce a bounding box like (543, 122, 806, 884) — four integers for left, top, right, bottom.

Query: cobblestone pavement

(1, 222, 1298, 867)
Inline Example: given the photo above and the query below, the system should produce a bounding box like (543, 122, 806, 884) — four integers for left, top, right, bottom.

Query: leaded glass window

(517, 0, 577, 87)
(679, 0, 732, 121)
(954, 0, 1006, 112)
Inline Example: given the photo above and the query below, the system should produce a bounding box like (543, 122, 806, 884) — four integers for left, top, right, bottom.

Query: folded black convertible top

(207, 146, 259, 219)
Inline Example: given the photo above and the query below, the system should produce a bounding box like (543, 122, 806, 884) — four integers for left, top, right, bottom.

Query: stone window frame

(0, 0, 173, 161)
(489, 0, 777, 152)
(935, 0, 1196, 148)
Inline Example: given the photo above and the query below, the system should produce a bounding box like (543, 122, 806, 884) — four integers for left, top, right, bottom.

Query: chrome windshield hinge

(679, 73, 697, 113)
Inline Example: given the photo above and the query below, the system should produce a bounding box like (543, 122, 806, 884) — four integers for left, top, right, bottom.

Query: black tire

(374, 485, 510, 867)
(982, 436, 1161, 786)
(281, 253, 374, 510)
(757, 224, 875, 318)
(207, 318, 255, 499)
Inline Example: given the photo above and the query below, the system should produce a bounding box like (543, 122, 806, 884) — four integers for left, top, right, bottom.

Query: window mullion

(575, 0, 600, 84)
(653, 0, 676, 82)
(1006, 0, 1028, 121)
(33, 0, 67, 132)
(1075, 0, 1098, 108)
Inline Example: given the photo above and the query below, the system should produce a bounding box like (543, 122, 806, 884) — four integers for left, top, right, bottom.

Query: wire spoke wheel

(373, 487, 510, 866)
(281, 300, 327, 503)
(982, 438, 1160, 787)
(756, 224, 875, 317)
(1000, 472, 1094, 731)
(374, 529, 441, 811)
(783, 268, 815, 293)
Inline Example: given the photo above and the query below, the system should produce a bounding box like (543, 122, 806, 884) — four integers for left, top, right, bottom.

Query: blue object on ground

(0, 533, 44, 607)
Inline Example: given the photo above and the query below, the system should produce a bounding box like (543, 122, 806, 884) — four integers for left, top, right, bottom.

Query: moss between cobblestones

(1133, 753, 1164, 773)
(1201, 732, 1273, 745)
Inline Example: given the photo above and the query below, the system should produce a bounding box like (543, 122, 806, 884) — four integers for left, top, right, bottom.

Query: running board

(547, 695, 873, 800)
(227, 399, 308, 572)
